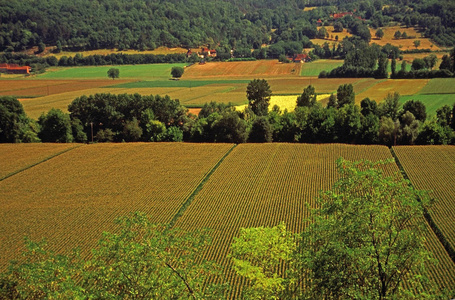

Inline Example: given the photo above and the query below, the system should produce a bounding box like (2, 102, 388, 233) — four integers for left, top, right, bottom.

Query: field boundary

(0, 145, 83, 182)
(167, 144, 237, 229)
(390, 148, 455, 265)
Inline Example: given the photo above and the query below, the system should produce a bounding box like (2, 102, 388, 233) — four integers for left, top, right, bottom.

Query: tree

(0, 96, 38, 143)
(413, 40, 421, 49)
(336, 84, 355, 108)
(391, 57, 396, 76)
(296, 85, 316, 107)
(122, 118, 143, 142)
(326, 93, 337, 108)
(375, 54, 388, 78)
(333, 22, 343, 32)
(230, 222, 297, 299)
(401, 99, 426, 122)
(300, 158, 431, 299)
(375, 28, 384, 39)
(171, 66, 184, 78)
(423, 54, 438, 70)
(360, 97, 378, 116)
(107, 68, 119, 80)
(379, 92, 400, 121)
(394, 30, 401, 39)
(247, 79, 272, 116)
(411, 58, 426, 70)
(248, 117, 273, 142)
(38, 108, 73, 143)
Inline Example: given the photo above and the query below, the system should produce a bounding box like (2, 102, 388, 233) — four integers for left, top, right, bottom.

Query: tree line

(321, 45, 455, 79)
(1, 0, 454, 54)
(1, 158, 451, 299)
(2, 80, 455, 145)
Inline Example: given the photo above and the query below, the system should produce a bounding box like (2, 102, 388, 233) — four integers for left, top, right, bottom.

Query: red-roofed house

(200, 47, 217, 58)
(293, 54, 310, 63)
(0, 63, 31, 74)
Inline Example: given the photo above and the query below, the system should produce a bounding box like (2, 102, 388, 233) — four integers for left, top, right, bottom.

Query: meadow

(1, 143, 454, 297)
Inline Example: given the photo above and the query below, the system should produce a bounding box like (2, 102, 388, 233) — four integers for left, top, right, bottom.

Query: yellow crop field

(0, 143, 233, 269)
(174, 144, 455, 298)
(356, 79, 430, 102)
(235, 94, 331, 112)
(393, 146, 455, 251)
(184, 60, 302, 78)
(370, 26, 440, 50)
(0, 144, 80, 179)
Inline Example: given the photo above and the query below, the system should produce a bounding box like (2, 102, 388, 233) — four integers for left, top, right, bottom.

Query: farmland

(393, 146, 455, 251)
(0, 56, 452, 119)
(355, 79, 430, 102)
(173, 143, 455, 298)
(183, 60, 302, 78)
(1, 143, 455, 296)
(0, 143, 233, 269)
(38, 63, 188, 79)
(0, 143, 79, 180)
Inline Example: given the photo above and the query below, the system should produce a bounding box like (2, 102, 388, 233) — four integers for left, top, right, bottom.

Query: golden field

(0, 143, 233, 269)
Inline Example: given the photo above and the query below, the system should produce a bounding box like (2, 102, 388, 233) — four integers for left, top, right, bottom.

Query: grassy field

(300, 59, 344, 76)
(0, 143, 233, 269)
(393, 146, 455, 254)
(37, 63, 188, 79)
(399, 94, 455, 116)
(356, 79, 430, 102)
(418, 78, 455, 95)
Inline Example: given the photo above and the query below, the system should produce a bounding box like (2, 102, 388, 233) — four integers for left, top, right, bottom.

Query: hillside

(1, 0, 455, 53)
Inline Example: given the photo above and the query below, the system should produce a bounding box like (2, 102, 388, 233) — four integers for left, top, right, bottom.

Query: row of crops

(0, 143, 454, 296)
(0, 143, 233, 267)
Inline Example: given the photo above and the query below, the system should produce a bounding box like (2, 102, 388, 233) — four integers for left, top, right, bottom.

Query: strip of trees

(2, 80, 455, 145)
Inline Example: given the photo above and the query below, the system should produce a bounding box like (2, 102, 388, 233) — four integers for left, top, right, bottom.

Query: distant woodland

(1, 0, 455, 52)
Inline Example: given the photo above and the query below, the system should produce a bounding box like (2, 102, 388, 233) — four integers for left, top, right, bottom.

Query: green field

(418, 78, 455, 95)
(300, 59, 343, 76)
(108, 79, 250, 88)
(400, 94, 455, 115)
(37, 63, 188, 79)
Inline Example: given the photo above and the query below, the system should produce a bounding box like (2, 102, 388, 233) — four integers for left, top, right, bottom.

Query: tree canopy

(246, 79, 272, 116)
(300, 158, 432, 299)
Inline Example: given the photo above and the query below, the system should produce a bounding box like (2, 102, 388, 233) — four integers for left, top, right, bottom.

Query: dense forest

(1, 0, 455, 52)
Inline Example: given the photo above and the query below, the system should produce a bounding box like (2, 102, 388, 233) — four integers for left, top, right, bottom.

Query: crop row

(0, 143, 233, 269)
(175, 143, 406, 298)
(393, 146, 455, 255)
(0, 143, 79, 179)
